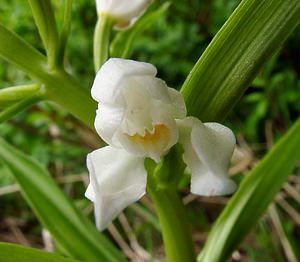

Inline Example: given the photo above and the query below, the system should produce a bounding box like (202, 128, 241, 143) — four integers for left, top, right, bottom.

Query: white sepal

(91, 58, 156, 104)
(85, 146, 147, 230)
(178, 117, 237, 196)
(94, 104, 124, 146)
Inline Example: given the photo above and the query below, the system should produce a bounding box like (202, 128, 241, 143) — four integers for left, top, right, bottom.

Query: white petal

(121, 80, 153, 136)
(168, 88, 187, 119)
(85, 183, 95, 201)
(120, 76, 185, 128)
(94, 104, 124, 146)
(96, 0, 150, 22)
(85, 146, 147, 230)
(91, 58, 157, 104)
(130, 76, 186, 119)
(178, 117, 237, 196)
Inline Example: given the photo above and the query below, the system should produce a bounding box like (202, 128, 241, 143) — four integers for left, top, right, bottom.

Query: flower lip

(121, 123, 174, 163)
(125, 123, 170, 147)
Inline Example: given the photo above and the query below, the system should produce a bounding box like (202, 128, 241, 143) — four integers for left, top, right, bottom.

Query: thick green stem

(147, 175, 196, 262)
(94, 15, 114, 72)
(42, 70, 96, 129)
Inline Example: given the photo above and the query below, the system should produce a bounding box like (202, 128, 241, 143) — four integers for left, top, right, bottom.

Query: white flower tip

(85, 147, 147, 231)
(95, 184, 146, 230)
(96, 0, 151, 28)
(85, 183, 95, 202)
(91, 58, 157, 104)
(191, 174, 237, 196)
(149, 154, 161, 164)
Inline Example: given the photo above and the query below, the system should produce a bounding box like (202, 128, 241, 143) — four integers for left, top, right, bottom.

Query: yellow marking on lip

(127, 124, 170, 146)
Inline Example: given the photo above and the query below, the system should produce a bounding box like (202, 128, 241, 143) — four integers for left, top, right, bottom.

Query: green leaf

(110, 2, 170, 58)
(0, 23, 96, 129)
(0, 138, 126, 262)
(181, 0, 300, 122)
(0, 23, 46, 78)
(0, 22, 95, 128)
(0, 95, 41, 124)
(198, 118, 300, 262)
(0, 84, 40, 103)
(0, 242, 78, 262)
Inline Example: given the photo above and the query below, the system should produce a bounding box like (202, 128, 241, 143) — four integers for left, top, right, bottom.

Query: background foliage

(0, 0, 299, 261)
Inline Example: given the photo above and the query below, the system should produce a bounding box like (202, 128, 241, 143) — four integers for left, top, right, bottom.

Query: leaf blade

(181, 0, 300, 122)
(198, 119, 300, 262)
(0, 242, 78, 262)
(0, 138, 125, 262)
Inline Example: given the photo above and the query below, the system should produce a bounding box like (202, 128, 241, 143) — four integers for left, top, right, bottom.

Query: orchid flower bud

(96, 0, 151, 29)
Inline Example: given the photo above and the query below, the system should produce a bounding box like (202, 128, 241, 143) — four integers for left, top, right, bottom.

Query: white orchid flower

(96, 0, 151, 28)
(86, 58, 186, 229)
(86, 58, 236, 230)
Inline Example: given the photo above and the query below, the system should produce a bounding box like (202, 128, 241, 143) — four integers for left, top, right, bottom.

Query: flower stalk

(57, 0, 73, 65)
(147, 171, 196, 262)
(145, 146, 195, 262)
(94, 15, 114, 72)
(28, 0, 60, 70)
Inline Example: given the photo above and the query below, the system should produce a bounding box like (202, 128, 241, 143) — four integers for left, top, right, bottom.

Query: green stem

(93, 15, 114, 72)
(147, 175, 196, 262)
(58, 0, 73, 65)
(0, 24, 96, 128)
(0, 95, 42, 123)
(0, 84, 40, 102)
(28, 0, 60, 70)
(42, 69, 96, 129)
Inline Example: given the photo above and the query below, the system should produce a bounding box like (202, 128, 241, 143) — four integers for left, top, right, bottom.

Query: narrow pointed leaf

(0, 84, 40, 102)
(58, 0, 73, 63)
(28, 0, 59, 68)
(181, 0, 300, 122)
(0, 95, 41, 123)
(0, 138, 125, 262)
(0, 242, 78, 262)
(0, 23, 46, 78)
(198, 119, 300, 262)
(0, 23, 96, 128)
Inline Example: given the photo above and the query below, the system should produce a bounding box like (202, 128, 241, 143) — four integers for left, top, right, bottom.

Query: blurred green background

(0, 0, 299, 261)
